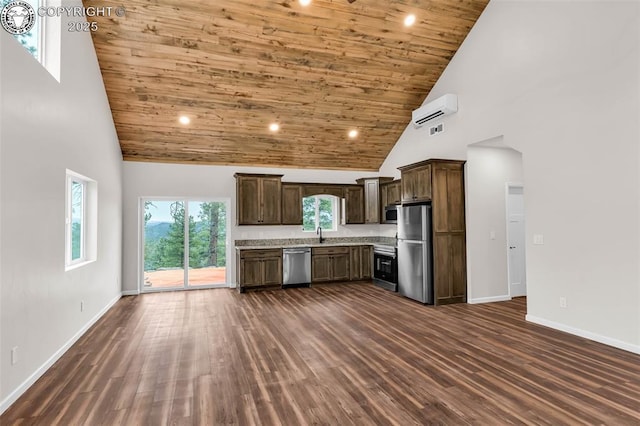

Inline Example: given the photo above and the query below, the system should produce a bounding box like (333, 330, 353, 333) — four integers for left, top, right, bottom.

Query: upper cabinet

(235, 173, 283, 225)
(343, 185, 364, 224)
(357, 177, 393, 224)
(385, 180, 402, 205)
(281, 183, 303, 225)
(399, 163, 432, 203)
(380, 179, 401, 223)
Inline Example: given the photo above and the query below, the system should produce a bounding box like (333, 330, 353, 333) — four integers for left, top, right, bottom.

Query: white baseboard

(0, 293, 122, 415)
(121, 289, 139, 296)
(526, 314, 640, 355)
(468, 295, 511, 304)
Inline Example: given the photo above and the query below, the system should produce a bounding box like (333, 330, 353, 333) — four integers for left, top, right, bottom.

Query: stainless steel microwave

(384, 205, 399, 223)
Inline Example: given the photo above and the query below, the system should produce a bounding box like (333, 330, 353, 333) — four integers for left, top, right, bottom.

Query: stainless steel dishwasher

(282, 247, 311, 287)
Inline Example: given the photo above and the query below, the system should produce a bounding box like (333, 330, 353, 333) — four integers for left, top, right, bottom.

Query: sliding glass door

(142, 199, 228, 292)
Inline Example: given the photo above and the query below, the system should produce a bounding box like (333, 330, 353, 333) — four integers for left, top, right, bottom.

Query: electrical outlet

(559, 297, 567, 308)
(11, 347, 18, 365)
(80, 301, 84, 312)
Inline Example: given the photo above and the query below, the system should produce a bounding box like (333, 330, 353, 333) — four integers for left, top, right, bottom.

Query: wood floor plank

(2, 284, 639, 425)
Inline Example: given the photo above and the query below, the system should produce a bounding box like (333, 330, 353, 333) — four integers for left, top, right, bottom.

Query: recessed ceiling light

(348, 129, 358, 139)
(269, 123, 280, 132)
(404, 14, 416, 27)
(299, 0, 311, 6)
(179, 115, 191, 125)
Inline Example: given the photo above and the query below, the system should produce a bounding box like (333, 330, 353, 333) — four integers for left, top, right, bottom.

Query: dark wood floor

(2, 283, 640, 425)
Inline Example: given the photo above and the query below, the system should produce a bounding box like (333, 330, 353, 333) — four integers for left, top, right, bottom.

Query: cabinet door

(432, 164, 465, 233)
(413, 165, 432, 201)
(361, 246, 372, 279)
(312, 255, 332, 282)
(282, 184, 303, 225)
(401, 170, 416, 203)
(332, 254, 350, 281)
(237, 177, 261, 225)
(379, 184, 389, 224)
(344, 186, 364, 224)
(261, 177, 282, 224)
(240, 258, 263, 287)
(387, 181, 401, 205)
(363, 179, 380, 224)
(262, 257, 283, 286)
(349, 246, 362, 280)
(433, 233, 466, 305)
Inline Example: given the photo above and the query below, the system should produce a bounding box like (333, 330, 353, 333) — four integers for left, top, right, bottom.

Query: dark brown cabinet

(311, 246, 350, 282)
(349, 245, 372, 280)
(380, 179, 401, 223)
(397, 159, 467, 305)
(357, 177, 393, 224)
(281, 183, 303, 225)
(386, 180, 402, 205)
(399, 163, 432, 203)
(236, 248, 283, 292)
(235, 174, 283, 225)
(431, 161, 466, 305)
(343, 185, 364, 224)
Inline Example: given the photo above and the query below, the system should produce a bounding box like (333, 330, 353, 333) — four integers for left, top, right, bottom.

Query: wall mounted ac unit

(412, 94, 458, 127)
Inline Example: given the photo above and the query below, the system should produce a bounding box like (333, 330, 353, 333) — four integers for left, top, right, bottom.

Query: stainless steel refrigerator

(397, 204, 433, 304)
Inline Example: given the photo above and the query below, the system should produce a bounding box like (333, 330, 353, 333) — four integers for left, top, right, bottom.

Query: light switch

(489, 230, 496, 240)
(533, 234, 544, 245)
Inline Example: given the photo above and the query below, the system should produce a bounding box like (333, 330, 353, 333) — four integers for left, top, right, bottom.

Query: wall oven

(373, 244, 398, 292)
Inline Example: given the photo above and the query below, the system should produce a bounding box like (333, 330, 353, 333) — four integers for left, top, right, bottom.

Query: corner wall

(380, 0, 640, 351)
(122, 162, 393, 294)
(0, 4, 123, 410)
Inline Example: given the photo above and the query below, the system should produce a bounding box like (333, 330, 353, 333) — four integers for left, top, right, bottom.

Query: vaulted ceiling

(85, 0, 488, 171)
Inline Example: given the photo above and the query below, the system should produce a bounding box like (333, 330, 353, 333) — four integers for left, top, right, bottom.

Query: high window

(65, 170, 96, 270)
(302, 195, 338, 232)
(2, 0, 61, 81)
(2, 0, 42, 61)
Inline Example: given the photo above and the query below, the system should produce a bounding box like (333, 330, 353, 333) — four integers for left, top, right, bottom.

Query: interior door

(507, 186, 527, 297)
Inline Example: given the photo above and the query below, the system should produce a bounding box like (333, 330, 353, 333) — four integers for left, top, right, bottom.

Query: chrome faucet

(317, 226, 325, 244)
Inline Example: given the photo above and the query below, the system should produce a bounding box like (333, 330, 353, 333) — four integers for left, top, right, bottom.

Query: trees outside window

(302, 195, 338, 232)
(143, 200, 228, 289)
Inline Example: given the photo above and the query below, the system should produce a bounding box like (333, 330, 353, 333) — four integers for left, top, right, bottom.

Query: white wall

(466, 143, 523, 303)
(381, 0, 640, 351)
(123, 162, 395, 293)
(0, 5, 123, 411)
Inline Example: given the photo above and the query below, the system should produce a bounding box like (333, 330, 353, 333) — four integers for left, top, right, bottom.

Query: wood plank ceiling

(85, 0, 489, 171)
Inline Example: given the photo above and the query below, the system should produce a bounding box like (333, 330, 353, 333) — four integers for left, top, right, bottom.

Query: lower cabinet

(311, 247, 350, 282)
(237, 248, 283, 292)
(312, 246, 372, 283)
(349, 246, 372, 280)
(433, 233, 466, 305)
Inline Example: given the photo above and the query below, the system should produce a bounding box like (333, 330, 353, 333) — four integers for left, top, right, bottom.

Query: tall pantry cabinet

(398, 159, 467, 305)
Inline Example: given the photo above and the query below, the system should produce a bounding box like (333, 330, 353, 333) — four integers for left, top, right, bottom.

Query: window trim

(65, 170, 96, 271)
(303, 195, 339, 232)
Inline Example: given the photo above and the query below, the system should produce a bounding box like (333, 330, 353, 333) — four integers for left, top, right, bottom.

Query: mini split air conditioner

(412, 94, 458, 127)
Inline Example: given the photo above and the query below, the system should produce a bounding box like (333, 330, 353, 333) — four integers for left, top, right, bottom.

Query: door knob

(509, 246, 516, 249)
